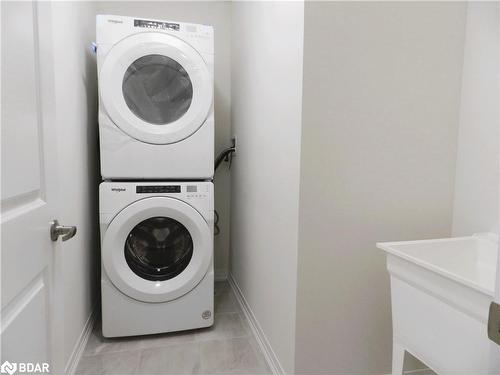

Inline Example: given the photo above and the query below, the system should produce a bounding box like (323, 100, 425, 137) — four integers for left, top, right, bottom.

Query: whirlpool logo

(111, 187, 126, 192)
(0, 361, 50, 374)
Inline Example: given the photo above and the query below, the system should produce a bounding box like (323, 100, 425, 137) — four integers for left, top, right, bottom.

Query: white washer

(100, 181, 214, 337)
(96, 15, 214, 179)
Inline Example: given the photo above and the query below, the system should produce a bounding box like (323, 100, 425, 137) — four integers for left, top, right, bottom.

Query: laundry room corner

(46, 2, 234, 371)
(3, 2, 499, 375)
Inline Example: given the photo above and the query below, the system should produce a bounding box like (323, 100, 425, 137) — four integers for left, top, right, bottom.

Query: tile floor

(75, 281, 271, 375)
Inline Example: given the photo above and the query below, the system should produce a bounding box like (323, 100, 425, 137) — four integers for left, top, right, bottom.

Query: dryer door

(100, 32, 212, 145)
(102, 197, 212, 303)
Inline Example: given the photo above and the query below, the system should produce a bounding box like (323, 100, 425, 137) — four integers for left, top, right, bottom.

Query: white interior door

(1, 2, 65, 373)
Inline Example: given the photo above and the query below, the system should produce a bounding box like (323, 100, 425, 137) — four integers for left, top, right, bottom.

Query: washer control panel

(136, 185, 180, 194)
(186, 184, 210, 199)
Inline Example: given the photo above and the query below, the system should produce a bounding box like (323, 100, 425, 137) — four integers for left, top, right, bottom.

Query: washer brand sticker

(107, 19, 123, 24)
(111, 188, 126, 192)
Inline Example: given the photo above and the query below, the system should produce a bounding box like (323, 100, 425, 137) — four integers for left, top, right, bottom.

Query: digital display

(136, 185, 181, 194)
(134, 19, 179, 31)
(187, 185, 197, 193)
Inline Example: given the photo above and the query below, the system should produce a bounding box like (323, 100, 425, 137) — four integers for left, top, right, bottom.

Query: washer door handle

(50, 220, 77, 242)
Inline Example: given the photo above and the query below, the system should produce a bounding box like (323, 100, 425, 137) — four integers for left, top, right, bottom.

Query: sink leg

(392, 339, 405, 375)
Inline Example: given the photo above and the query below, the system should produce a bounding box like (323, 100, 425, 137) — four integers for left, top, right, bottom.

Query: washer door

(102, 197, 212, 303)
(100, 32, 212, 145)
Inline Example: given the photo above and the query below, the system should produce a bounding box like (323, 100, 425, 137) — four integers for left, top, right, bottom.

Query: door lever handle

(50, 220, 77, 242)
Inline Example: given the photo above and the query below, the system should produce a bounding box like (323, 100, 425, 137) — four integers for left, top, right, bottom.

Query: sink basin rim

(377, 233, 497, 297)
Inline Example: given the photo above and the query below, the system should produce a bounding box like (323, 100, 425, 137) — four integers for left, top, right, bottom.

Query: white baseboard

(404, 369, 434, 375)
(64, 305, 97, 375)
(228, 273, 285, 375)
(215, 269, 228, 281)
(383, 366, 434, 375)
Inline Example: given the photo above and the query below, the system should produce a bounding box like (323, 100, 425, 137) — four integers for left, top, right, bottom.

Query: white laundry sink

(377, 233, 498, 374)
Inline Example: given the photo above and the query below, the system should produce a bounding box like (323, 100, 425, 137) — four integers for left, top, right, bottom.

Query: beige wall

(452, 2, 500, 236)
(96, 1, 232, 277)
(230, 2, 304, 374)
(295, 2, 466, 374)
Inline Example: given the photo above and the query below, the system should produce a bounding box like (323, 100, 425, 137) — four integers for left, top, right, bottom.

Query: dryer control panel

(134, 19, 179, 31)
(136, 185, 181, 194)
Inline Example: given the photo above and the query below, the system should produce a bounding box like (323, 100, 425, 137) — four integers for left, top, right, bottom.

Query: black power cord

(214, 210, 220, 236)
(213, 143, 236, 236)
(214, 146, 235, 171)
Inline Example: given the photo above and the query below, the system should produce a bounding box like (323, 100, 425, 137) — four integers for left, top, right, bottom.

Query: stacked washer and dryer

(96, 15, 215, 337)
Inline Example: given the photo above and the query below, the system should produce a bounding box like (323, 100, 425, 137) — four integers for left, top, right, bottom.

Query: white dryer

(99, 181, 214, 337)
(96, 15, 214, 179)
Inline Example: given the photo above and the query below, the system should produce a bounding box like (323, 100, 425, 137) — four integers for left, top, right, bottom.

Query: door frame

(37, 3, 65, 374)
(489, 4, 500, 371)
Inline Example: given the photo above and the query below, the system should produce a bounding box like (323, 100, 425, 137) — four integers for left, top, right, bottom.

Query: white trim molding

(383, 369, 435, 375)
(228, 273, 285, 375)
(64, 305, 97, 375)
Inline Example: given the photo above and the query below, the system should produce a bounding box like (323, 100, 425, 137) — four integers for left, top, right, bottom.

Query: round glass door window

(122, 54, 193, 125)
(124, 216, 193, 281)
